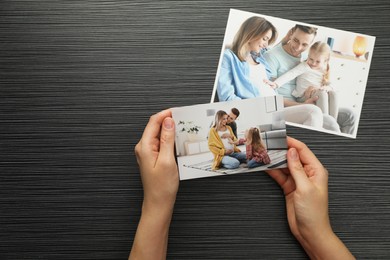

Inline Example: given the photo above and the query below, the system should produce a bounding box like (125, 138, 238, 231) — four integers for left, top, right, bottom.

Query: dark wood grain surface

(1, 1, 389, 259)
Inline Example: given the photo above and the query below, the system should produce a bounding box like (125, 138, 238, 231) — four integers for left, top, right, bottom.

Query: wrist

(142, 195, 176, 218)
(300, 226, 354, 260)
(141, 199, 175, 228)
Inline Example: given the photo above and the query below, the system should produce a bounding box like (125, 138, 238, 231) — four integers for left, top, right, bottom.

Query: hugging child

(245, 127, 271, 168)
(270, 41, 338, 119)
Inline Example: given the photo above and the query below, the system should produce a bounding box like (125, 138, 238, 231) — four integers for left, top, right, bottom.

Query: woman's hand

(135, 109, 179, 211)
(130, 109, 179, 260)
(221, 133, 232, 139)
(263, 79, 278, 89)
(266, 137, 355, 260)
(225, 149, 234, 155)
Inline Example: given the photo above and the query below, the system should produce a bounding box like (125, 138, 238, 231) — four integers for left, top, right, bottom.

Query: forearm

(299, 228, 355, 260)
(129, 202, 174, 260)
(284, 98, 301, 107)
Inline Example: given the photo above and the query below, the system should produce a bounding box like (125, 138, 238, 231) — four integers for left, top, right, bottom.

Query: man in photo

(226, 107, 240, 139)
(263, 24, 356, 135)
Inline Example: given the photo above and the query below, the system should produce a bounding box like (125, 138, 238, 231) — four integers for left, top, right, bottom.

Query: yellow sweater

(208, 126, 241, 170)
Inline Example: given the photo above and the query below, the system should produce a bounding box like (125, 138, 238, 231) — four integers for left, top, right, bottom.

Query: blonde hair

(213, 110, 227, 129)
(232, 16, 277, 61)
(309, 41, 331, 86)
(246, 127, 266, 151)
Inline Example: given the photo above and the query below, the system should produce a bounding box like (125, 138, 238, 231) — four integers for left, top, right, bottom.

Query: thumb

(287, 148, 309, 189)
(157, 117, 176, 163)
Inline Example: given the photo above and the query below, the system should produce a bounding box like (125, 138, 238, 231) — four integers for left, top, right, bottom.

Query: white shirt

(218, 129, 234, 151)
(248, 62, 277, 97)
(274, 62, 325, 98)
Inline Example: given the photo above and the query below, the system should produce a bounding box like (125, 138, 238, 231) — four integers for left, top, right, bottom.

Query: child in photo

(245, 127, 271, 168)
(269, 41, 339, 119)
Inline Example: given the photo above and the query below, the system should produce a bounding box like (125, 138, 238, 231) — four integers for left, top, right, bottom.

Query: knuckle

(149, 113, 158, 123)
(134, 142, 142, 157)
(160, 132, 172, 145)
(292, 162, 304, 172)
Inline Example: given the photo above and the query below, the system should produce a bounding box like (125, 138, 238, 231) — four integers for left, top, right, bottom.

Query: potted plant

(178, 121, 201, 141)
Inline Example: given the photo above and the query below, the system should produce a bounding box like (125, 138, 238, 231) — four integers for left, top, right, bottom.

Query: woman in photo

(217, 16, 324, 129)
(245, 127, 271, 168)
(208, 110, 246, 170)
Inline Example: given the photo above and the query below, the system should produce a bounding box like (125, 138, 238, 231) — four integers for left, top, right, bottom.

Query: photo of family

(172, 96, 287, 180)
(211, 9, 376, 138)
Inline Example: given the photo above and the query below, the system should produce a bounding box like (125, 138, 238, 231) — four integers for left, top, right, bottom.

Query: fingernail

(289, 148, 298, 160)
(163, 118, 174, 130)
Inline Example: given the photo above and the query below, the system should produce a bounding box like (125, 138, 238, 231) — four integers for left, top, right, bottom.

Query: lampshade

(352, 36, 367, 58)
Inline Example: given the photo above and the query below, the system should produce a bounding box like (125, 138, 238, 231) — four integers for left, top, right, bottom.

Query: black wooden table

(1, 1, 389, 259)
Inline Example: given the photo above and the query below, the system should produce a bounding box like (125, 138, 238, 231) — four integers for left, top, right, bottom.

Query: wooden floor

(179, 148, 287, 180)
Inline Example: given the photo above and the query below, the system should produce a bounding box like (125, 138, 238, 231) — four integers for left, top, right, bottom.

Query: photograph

(211, 9, 376, 138)
(172, 96, 288, 181)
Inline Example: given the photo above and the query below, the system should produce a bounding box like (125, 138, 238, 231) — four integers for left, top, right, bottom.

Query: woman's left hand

(131, 109, 179, 260)
(135, 109, 179, 212)
(264, 79, 278, 89)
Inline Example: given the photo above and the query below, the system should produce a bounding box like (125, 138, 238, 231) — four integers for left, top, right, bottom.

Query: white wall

(223, 9, 375, 57)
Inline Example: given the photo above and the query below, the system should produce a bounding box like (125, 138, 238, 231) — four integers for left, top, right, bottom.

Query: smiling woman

(215, 14, 325, 130)
(208, 110, 246, 170)
(231, 16, 278, 62)
(216, 16, 278, 100)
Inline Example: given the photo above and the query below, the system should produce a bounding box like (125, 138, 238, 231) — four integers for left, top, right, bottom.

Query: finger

(310, 96, 318, 103)
(286, 137, 323, 168)
(287, 147, 310, 189)
(266, 169, 295, 195)
(141, 109, 172, 144)
(156, 117, 176, 166)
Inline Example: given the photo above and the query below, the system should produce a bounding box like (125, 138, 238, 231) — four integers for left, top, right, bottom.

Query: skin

(216, 114, 234, 155)
(306, 52, 334, 94)
(225, 112, 246, 146)
(130, 110, 354, 259)
(284, 29, 313, 58)
(226, 112, 237, 124)
(307, 51, 327, 70)
(217, 114, 228, 131)
(247, 29, 273, 55)
(247, 29, 283, 96)
(266, 137, 355, 260)
(280, 28, 320, 107)
(130, 109, 179, 260)
(269, 50, 332, 96)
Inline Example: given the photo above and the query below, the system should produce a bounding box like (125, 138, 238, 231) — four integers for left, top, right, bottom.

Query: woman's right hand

(266, 137, 355, 259)
(225, 149, 234, 155)
(221, 133, 232, 139)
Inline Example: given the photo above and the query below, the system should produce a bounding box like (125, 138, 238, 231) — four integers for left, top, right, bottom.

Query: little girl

(270, 41, 338, 119)
(245, 127, 271, 168)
